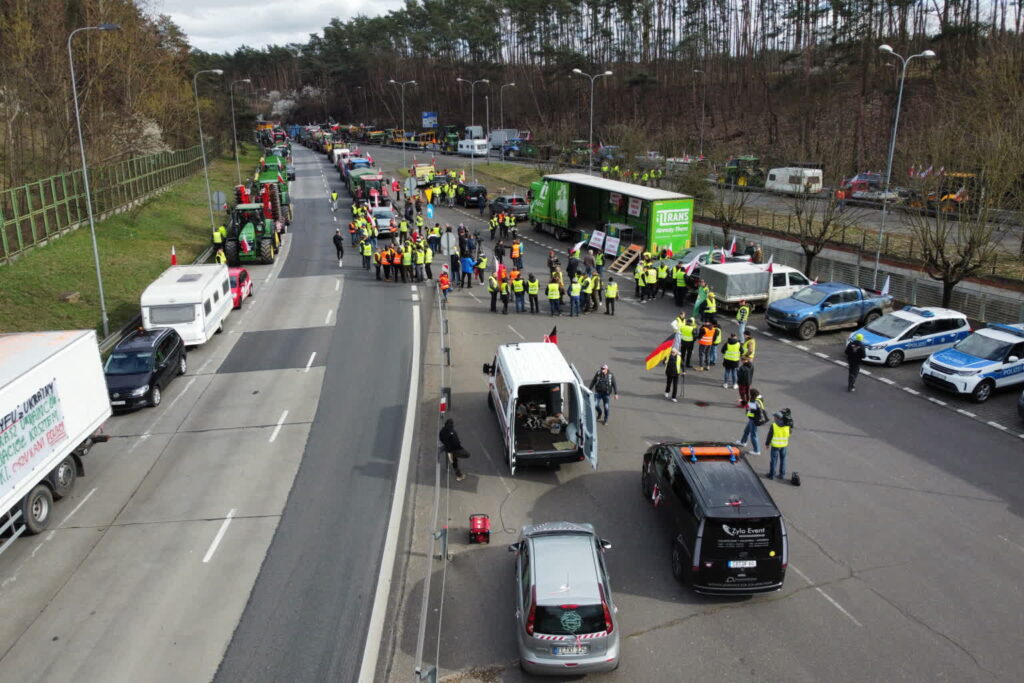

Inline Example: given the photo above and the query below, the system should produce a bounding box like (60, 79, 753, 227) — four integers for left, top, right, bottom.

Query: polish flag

(764, 254, 774, 273)
(880, 275, 891, 296)
(241, 237, 250, 253)
(170, 245, 177, 265)
(685, 259, 697, 276)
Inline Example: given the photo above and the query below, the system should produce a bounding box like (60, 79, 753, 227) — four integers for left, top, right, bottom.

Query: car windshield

(507, 197, 524, 205)
(791, 287, 828, 305)
(105, 351, 154, 375)
(953, 333, 1011, 361)
(534, 604, 606, 636)
(865, 314, 915, 339)
(148, 304, 195, 324)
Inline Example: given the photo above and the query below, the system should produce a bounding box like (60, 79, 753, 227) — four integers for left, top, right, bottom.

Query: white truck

(699, 261, 813, 309)
(1, 330, 111, 547)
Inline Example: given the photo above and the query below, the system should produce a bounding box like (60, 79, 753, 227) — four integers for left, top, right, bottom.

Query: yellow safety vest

(713, 328, 722, 344)
(488, 276, 498, 293)
(680, 323, 695, 342)
(723, 341, 742, 362)
(362, 243, 372, 256)
(606, 282, 618, 298)
(527, 280, 539, 295)
(743, 338, 757, 360)
(570, 281, 582, 296)
(214, 251, 227, 264)
(212, 229, 223, 245)
(425, 247, 433, 263)
(737, 304, 751, 322)
(771, 425, 791, 448)
(705, 293, 717, 314)
(673, 268, 686, 284)
(547, 283, 560, 299)
(402, 250, 412, 265)
(415, 249, 425, 265)
(583, 277, 594, 294)
(657, 264, 668, 278)
(512, 279, 525, 293)
(478, 256, 489, 270)
(634, 267, 645, 282)
(644, 268, 657, 284)
(746, 397, 765, 420)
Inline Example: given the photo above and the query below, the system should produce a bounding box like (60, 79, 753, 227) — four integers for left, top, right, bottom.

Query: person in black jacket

(845, 334, 867, 392)
(438, 418, 469, 481)
(736, 358, 754, 406)
(332, 229, 345, 267)
(589, 364, 619, 424)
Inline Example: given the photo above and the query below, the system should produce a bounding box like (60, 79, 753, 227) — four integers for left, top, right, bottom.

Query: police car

(921, 323, 1024, 403)
(848, 306, 970, 367)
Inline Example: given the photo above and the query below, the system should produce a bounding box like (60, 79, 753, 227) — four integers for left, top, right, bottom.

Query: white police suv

(921, 323, 1024, 402)
(849, 306, 970, 367)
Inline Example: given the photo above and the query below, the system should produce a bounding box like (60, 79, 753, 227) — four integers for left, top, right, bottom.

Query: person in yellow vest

(594, 249, 605, 276)
(671, 263, 687, 306)
(499, 277, 511, 315)
(581, 272, 595, 314)
(414, 243, 426, 282)
(643, 263, 658, 302)
(678, 316, 697, 368)
(664, 348, 684, 402)
(604, 277, 618, 315)
(742, 331, 757, 362)
(722, 332, 742, 388)
(212, 225, 225, 246)
(361, 240, 373, 270)
(547, 279, 562, 316)
(401, 242, 413, 281)
(476, 253, 489, 284)
(569, 275, 583, 317)
(589, 272, 602, 312)
(512, 273, 526, 312)
(765, 409, 794, 480)
(702, 289, 718, 323)
(634, 263, 645, 299)
(214, 248, 227, 264)
(656, 260, 670, 299)
(709, 320, 723, 366)
(414, 214, 424, 232)
(331, 191, 338, 210)
(527, 273, 540, 313)
(424, 244, 434, 280)
(372, 249, 382, 280)
(736, 299, 751, 340)
(489, 215, 500, 240)
(487, 272, 499, 312)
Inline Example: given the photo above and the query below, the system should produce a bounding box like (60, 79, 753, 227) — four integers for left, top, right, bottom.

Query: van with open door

(483, 342, 598, 475)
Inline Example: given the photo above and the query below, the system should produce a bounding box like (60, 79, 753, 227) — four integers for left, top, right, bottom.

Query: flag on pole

(880, 275, 891, 296)
(919, 165, 933, 179)
(764, 254, 774, 273)
(572, 199, 578, 217)
(728, 237, 737, 255)
(543, 326, 558, 344)
(645, 335, 675, 370)
(241, 237, 250, 253)
(170, 245, 177, 266)
(685, 259, 697, 276)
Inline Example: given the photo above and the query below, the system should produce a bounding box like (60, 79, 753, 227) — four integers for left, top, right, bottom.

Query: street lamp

(192, 69, 224, 237)
(68, 22, 120, 337)
(456, 77, 489, 181)
(572, 68, 613, 175)
(693, 69, 707, 158)
(230, 78, 252, 185)
(499, 82, 516, 129)
(388, 79, 417, 171)
(872, 44, 937, 289)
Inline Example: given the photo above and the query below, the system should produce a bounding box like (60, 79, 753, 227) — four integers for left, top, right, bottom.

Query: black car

(641, 441, 788, 595)
(456, 182, 488, 208)
(489, 194, 530, 219)
(104, 328, 187, 411)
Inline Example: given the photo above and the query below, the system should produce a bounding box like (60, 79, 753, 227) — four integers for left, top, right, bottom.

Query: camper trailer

(765, 166, 823, 195)
(140, 265, 232, 346)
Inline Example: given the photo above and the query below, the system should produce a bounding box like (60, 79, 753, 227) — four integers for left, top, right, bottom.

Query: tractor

(440, 125, 461, 154)
(223, 203, 279, 266)
(716, 155, 767, 189)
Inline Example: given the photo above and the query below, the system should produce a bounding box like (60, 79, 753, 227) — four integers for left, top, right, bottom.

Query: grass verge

(0, 145, 261, 335)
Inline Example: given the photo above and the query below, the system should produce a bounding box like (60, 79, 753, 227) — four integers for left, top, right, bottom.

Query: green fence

(0, 142, 220, 263)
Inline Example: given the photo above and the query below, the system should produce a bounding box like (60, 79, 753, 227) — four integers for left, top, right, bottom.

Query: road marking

(790, 565, 862, 627)
(202, 509, 236, 563)
(796, 344, 809, 351)
(762, 331, 773, 337)
(928, 397, 947, 406)
(269, 410, 288, 443)
(987, 421, 1008, 431)
(814, 352, 829, 359)
(903, 387, 920, 395)
(411, 292, 419, 302)
(325, 309, 333, 325)
(860, 369, 872, 376)
(999, 535, 1024, 553)
(878, 377, 895, 385)
(956, 408, 976, 418)
(780, 338, 791, 344)
(507, 325, 526, 340)
(833, 360, 848, 367)
(335, 278, 341, 291)
(359, 302, 421, 683)
(467, 291, 481, 302)
(305, 352, 316, 372)
(58, 487, 97, 527)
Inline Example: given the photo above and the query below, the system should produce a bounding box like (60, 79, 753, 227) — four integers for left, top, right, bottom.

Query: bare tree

(789, 187, 864, 275)
(704, 178, 752, 249)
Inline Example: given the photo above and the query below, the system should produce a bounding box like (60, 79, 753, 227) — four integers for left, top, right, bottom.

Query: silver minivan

(509, 522, 620, 675)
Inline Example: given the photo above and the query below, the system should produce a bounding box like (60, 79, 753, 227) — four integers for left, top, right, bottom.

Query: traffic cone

(170, 245, 177, 266)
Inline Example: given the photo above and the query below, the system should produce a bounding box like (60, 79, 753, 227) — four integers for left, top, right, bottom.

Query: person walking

(589, 364, 619, 424)
(604, 277, 618, 315)
(735, 299, 751, 340)
(373, 249, 382, 280)
(438, 418, 469, 482)
(742, 331, 757, 362)
(332, 229, 345, 267)
(664, 348, 685, 402)
(765, 409, 793, 480)
(361, 240, 372, 270)
(547, 279, 562, 316)
(679, 316, 696, 369)
(493, 239, 505, 265)
(331, 190, 338, 211)
(527, 274, 540, 314)
(722, 332, 742, 388)
(438, 269, 451, 303)
(697, 320, 715, 371)
(736, 388, 766, 456)
(845, 333, 867, 391)
(487, 272, 499, 312)
(736, 358, 754, 406)
(460, 253, 475, 289)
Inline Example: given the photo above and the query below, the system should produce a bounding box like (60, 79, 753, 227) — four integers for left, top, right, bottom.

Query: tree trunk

(803, 248, 817, 276)
(941, 279, 958, 308)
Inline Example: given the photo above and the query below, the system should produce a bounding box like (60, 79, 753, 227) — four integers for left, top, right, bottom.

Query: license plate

(553, 645, 589, 656)
(111, 400, 126, 406)
(728, 560, 757, 568)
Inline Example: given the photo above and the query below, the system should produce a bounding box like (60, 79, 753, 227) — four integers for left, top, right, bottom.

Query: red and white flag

(241, 237, 250, 253)
(728, 237, 737, 255)
(919, 165, 933, 179)
(880, 275, 891, 296)
(764, 254, 774, 273)
(277, 172, 285, 184)
(170, 245, 177, 266)
(685, 259, 697, 276)
(543, 326, 558, 344)
(571, 199, 578, 217)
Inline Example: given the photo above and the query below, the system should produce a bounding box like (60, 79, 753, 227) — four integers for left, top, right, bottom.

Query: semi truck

(1, 330, 111, 548)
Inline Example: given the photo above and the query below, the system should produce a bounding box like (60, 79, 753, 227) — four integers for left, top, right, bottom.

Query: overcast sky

(156, 0, 403, 54)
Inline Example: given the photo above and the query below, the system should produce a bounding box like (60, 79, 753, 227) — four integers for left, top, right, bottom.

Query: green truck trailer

(528, 172, 694, 256)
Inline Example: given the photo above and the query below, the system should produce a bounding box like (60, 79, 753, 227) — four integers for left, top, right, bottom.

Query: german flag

(645, 335, 675, 370)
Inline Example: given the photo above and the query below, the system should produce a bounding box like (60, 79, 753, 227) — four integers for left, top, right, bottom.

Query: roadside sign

(212, 191, 226, 210)
(589, 229, 606, 250)
(422, 111, 438, 128)
(405, 177, 417, 197)
(604, 234, 621, 255)
(427, 203, 435, 219)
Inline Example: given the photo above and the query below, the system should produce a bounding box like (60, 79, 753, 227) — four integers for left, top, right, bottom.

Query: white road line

(409, 285, 417, 291)
(58, 487, 97, 527)
(987, 421, 1008, 431)
(411, 292, 419, 302)
(269, 410, 288, 443)
(507, 325, 526, 340)
(796, 344, 809, 351)
(305, 352, 317, 372)
(202, 509, 236, 563)
(164, 377, 197, 411)
(790, 565, 862, 627)
(467, 291, 481, 302)
(860, 369, 872, 376)
(833, 360, 848, 367)
(878, 377, 895, 385)
(928, 397, 947, 406)
(762, 331, 774, 337)
(325, 309, 333, 325)
(335, 278, 341, 291)
(956, 408, 976, 418)
(903, 387, 920, 395)
(780, 338, 792, 344)
(359, 303, 421, 683)
(814, 352, 830, 359)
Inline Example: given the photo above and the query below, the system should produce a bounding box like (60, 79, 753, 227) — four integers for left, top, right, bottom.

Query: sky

(155, 0, 404, 54)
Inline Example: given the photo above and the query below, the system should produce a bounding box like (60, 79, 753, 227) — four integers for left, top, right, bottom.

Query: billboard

(649, 198, 695, 254)
(422, 111, 438, 129)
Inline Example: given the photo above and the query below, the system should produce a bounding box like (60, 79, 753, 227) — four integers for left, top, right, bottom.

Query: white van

(458, 139, 489, 157)
(141, 265, 232, 346)
(483, 343, 598, 475)
(488, 128, 519, 150)
(765, 167, 823, 195)
(331, 147, 351, 165)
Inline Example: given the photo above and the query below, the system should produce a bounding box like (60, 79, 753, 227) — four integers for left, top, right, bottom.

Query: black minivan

(456, 182, 488, 208)
(104, 328, 187, 411)
(641, 441, 788, 594)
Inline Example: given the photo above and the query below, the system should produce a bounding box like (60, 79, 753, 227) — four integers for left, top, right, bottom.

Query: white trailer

(765, 167, 823, 195)
(141, 264, 232, 346)
(0, 330, 111, 547)
(699, 261, 812, 309)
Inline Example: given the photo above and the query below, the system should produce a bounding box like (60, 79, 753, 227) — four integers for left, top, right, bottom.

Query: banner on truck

(0, 379, 67, 489)
(529, 180, 570, 227)
(421, 112, 438, 129)
(649, 198, 695, 254)
(627, 197, 643, 217)
(589, 230, 606, 250)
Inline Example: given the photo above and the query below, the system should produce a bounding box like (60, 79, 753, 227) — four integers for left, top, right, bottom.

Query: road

(353, 145, 1024, 682)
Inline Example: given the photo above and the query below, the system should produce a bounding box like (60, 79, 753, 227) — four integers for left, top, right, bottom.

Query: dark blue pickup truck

(765, 282, 894, 340)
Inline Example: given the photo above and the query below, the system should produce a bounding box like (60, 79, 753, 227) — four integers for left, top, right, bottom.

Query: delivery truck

(698, 261, 812, 309)
(1, 330, 111, 548)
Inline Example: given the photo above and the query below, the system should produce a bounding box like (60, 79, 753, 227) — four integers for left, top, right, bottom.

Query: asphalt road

(353, 142, 1024, 682)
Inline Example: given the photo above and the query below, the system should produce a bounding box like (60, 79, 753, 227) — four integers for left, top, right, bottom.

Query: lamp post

(192, 68, 224, 235)
(571, 68, 613, 175)
(230, 78, 252, 185)
(456, 77, 489, 181)
(68, 23, 120, 338)
(388, 79, 417, 172)
(693, 69, 707, 158)
(499, 82, 516, 129)
(872, 45, 937, 289)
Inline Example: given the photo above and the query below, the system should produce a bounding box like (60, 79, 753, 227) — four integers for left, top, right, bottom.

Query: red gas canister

(469, 514, 490, 544)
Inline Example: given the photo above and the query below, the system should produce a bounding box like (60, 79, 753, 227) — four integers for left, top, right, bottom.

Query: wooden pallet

(608, 244, 643, 274)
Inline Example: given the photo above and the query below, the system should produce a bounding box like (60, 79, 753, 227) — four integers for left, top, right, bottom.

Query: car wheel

(149, 385, 162, 408)
(51, 456, 77, 500)
(21, 484, 53, 535)
(797, 319, 818, 340)
(885, 350, 904, 368)
(178, 353, 188, 376)
(971, 379, 994, 403)
(670, 539, 689, 584)
(863, 310, 882, 325)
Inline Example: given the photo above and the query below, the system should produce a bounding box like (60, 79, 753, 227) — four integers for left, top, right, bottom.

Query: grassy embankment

(0, 146, 261, 335)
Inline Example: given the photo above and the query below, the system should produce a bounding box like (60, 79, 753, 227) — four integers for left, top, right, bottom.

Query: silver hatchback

(509, 522, 620, 675)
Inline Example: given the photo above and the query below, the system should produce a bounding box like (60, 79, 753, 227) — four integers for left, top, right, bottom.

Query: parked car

(228, 267, 254, 309)
(921, 323, 1024, 403)
(371, 205, 400, 238)
(490, 194, 530, 219)
(456, 182, 488, 208)
(765, 282, 893, 340)
(509, 522, 619, 674)
(848, 306, 970, 367)
(104, 327, 186, 411)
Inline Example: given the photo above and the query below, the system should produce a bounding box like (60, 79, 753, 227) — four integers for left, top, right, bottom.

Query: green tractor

(255, 162, 293, 225)
(716, 155, 767, 189)
(223, 203, 279, 266)
(440, 125, 461, 154)
(348, 167, 387, 199)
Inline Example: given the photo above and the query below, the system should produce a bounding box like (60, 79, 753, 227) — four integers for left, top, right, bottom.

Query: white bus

(140, 265, 232, 346)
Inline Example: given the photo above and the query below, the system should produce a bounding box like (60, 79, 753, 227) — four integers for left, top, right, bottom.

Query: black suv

(456, 182, 488, 208)
(641, 441, 788, 594)
(104, 328, 187, 411)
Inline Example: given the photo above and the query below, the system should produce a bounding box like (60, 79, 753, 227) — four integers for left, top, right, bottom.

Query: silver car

(509, 522, 620, 675)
